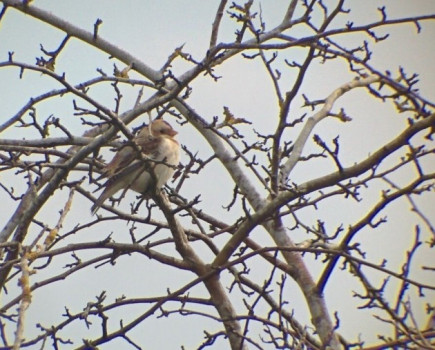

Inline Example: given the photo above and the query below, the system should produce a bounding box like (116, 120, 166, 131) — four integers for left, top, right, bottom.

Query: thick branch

(280, 75, 380, 183)
(153, 193, 247, 350)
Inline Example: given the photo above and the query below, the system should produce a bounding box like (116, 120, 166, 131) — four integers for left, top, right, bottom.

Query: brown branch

(153, 193, 247, 350)
(318, 172, 435, 294)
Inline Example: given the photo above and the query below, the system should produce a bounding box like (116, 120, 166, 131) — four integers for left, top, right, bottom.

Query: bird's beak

(167, 129, 178, 137)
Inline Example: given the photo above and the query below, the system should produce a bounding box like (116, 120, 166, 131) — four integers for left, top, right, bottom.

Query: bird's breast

(156, 138, 180, 165)
(130, 138, 179, 193)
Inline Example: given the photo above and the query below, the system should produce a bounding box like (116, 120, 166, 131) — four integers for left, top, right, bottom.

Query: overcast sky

(0, 1, 434, 349)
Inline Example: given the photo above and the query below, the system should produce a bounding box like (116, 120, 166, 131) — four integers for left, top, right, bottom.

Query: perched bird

(91, 119, 180, 214)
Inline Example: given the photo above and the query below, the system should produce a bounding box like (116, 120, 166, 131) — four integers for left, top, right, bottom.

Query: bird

(91, 119, 180, 214)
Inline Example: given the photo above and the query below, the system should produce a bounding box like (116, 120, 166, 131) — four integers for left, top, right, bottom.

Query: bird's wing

(102, 136, 161, 177)
(91, 133, 176, 214)
(136, 136, 163, 160)
(103, 145, 136, 177)
(137, 136, 162, 159)
(104, 160, 147, 189)
(102, 136, 162, 188)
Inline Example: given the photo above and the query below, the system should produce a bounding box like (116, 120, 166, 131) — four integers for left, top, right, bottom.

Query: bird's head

(138, 119, 178, 138)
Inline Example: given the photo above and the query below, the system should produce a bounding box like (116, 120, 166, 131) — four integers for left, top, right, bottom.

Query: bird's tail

(91, 191, 110, 215)
(90, 201, 102, 215)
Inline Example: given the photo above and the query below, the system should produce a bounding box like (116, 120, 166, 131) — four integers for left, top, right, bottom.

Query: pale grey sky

(0, 1, 434, 349)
